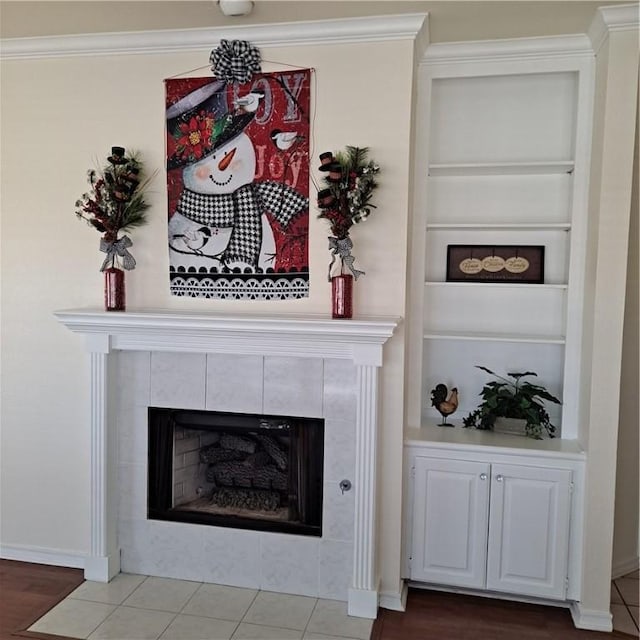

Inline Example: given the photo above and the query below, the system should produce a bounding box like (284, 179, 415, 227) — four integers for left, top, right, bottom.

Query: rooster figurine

(430, 384, 459, 427)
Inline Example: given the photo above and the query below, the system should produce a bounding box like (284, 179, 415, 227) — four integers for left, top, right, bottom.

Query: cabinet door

(411, 457, 490, 588)
(487, 464, 571, 599)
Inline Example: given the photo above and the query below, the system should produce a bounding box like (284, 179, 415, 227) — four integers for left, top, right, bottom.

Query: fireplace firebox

(148, 408, 324, 536)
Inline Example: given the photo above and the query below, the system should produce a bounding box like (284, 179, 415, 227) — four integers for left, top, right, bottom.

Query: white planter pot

(493, 417, 528, 436)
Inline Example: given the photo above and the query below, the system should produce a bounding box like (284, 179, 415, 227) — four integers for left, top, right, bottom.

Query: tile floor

(611, 570, 639, 636)
(28, 573, 373, 640)
(28, 570, 639, 639)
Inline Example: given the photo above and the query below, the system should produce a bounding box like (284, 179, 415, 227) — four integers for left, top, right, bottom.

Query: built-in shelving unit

(402, 39, 596, 609)
(406, 44, 594, 444)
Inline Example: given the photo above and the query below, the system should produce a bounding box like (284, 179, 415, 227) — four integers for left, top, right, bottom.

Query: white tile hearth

(233, 623, 302, 639)
(182, 583, 258, 620)
(122, 575, 200, 612)
(29, 598, 116, 638)
(69, 572, 146, 605)
(242, 591, 317, 630)
(89, 606, 175, 639)
(30, 575, 374, 640)
(306, 600, 373, 640)
(160, 614, 238, 640)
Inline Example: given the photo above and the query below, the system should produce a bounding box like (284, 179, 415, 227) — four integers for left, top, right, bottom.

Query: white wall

(0, 37, 414, 596)
(581, 19, 639, 613)
(612, 98, 639, 578)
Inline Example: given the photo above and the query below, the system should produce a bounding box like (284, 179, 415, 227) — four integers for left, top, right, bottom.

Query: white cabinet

(411, 457, 489, 589)
(406, 442, 581, 601)
(486, 463, 571, 599)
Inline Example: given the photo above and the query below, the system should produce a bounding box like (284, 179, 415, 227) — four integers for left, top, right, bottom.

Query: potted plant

(462, 366, 561, 439)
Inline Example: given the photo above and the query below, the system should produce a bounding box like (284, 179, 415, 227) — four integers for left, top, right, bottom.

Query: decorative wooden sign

(446, 245, 545, 283)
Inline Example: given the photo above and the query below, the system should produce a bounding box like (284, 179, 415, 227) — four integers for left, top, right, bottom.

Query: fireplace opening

(148, 408, 324, 536)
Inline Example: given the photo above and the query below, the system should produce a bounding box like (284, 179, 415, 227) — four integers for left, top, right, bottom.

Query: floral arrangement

(75, 146, 153, 271)
(316, 146, 380, 280)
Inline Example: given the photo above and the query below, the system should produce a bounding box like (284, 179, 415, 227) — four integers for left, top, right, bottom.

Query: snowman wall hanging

(165, 42, 311, 300)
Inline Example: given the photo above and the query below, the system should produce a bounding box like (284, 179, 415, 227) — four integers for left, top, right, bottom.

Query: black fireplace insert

(148, 408, 324, 536)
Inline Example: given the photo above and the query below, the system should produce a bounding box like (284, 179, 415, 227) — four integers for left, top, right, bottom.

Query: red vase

(331, 274, 353, 319)
(104, 267, 125, 311)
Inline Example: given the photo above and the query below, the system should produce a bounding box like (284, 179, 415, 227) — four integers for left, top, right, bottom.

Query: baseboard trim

(85, 553, 121, 583)
(0, 543, 85, 569)
(348, 586, 379, 619)
(612, 556, 639, 579)
(570, 602, 613, 632)
(379, 581, 408, 611)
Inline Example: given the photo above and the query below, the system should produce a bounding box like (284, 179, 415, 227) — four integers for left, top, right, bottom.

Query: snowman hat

(166, 79, 254, 170)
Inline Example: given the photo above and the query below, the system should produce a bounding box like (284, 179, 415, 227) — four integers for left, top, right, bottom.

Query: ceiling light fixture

(218, 0, 254, 17)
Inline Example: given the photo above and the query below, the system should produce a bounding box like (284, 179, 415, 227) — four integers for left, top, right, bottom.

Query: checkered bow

(210, 40, 262, 84)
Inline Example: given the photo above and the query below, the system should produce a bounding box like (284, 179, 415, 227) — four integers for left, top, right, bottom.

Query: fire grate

(147, 408, 324, 536)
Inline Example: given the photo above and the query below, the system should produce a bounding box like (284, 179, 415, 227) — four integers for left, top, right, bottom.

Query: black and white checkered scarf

(176, 182, 307, 267)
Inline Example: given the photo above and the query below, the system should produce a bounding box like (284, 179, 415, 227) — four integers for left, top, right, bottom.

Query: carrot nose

(218, 147, 236, 171)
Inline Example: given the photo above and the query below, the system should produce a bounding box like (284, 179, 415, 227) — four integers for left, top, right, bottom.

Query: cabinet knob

(496, 474, 504, 482)
(479, 473, 487, 480)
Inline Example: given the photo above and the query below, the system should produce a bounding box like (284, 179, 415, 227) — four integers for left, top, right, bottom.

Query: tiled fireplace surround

(56, 310, 399, 619)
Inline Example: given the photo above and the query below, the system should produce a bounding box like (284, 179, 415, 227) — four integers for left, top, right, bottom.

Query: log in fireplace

(148, 408, 324, 536)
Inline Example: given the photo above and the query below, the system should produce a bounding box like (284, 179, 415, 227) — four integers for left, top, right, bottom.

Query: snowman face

(182, 133, 256, 195)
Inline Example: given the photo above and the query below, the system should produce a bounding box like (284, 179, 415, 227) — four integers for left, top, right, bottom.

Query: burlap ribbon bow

(210, 40, 262, 84)
(327, 236, 366, 281)
(100, 236, 136, 271)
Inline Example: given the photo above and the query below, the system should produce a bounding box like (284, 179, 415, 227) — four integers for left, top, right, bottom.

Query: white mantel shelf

(55, 308, 400, 619)
(55, 309, 400, 365)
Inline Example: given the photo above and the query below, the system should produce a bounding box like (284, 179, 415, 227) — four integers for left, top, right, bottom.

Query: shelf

(423, 330, 566, 345)
(424, 281, 568, 290)
(404, 425, 585, 460)
(428, 162, 575, 177)
(426, 223, 572, 231)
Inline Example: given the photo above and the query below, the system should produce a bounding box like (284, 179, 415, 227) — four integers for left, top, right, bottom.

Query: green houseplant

(462, 366, 561, 439)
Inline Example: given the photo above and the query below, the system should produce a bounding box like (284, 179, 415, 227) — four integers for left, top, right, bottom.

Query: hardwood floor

(371, 588, 636, 640)
(1, 560, 636, 640)
(0, 560, 84, 640)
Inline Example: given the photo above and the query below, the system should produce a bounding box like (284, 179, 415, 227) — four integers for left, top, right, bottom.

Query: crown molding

(0, 13, 428, 61)
(422, 33, 594, 64)
(588, 4, 640, 55)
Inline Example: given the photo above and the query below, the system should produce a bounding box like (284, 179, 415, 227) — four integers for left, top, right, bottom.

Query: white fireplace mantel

(56, 308, 400, 618)
(55, 308, 399, 365)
